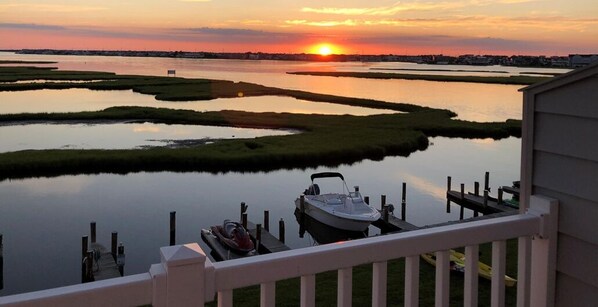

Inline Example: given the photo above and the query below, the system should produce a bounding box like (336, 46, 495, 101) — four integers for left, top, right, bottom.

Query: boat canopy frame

(310, 172, 345, 182)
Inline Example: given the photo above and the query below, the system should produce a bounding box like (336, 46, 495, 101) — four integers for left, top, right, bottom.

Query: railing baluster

(464, 245, 479, 307)
(491, 240, 507, 307)
(337, 267, 352, 307)
(517, 236, 531, 307)
(260, 282, 275, 307)
(372, 261, 388, 307)
(301, 274, 316, 307)
(435, 250, 450, 307)
(404, 255, 420, 307)
(218, 290, 233, 307)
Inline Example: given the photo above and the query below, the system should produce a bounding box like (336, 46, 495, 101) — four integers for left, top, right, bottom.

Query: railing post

(435, 250, 450, 307)
(338, 268, 353, 307)
(464, 245, 479, 307)
(404, 256, 420, 307)
(160, 243, 214, 307)
(301, 274, 315, 307)
(528, 195, 559, 307)
(372, 261, 387, 307)
(261, 282, 276, 307)
(491, 240, 506, 307)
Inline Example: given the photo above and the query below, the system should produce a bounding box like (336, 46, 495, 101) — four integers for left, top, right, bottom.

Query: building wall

(524, 73, 598, 306)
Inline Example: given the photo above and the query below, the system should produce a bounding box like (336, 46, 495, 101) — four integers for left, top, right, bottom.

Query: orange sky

(1, 1, 597, 55)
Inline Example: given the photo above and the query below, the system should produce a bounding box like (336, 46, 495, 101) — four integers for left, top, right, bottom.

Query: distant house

(568, 54, 598, 68)
(521, 61, 598, 306)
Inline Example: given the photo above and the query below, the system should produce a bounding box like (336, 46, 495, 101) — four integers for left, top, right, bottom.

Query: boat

(295, 172, 381, 232)
(208, 219, 255, 254)
(294, 208, 367, 245)
(420, 250, 517, 287)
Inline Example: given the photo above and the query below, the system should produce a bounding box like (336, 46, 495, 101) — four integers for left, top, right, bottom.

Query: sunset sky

(1, 0, 597, 55)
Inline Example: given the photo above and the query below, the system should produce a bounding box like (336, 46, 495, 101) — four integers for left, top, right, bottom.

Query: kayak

(421, 250, 517, 287)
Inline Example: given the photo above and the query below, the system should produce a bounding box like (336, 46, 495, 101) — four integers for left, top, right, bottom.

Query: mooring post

(1, 233, 4, 290)
(279, 218, 285, 244)
(498, 187, 504, 204)
(401, 182, 407, 221)
(354, 186, 360, 193)
(117, 243, 125, 276)
(460, 205, 465, 220)
(383, 206, 389, 223)
(484, 171, 490, 192)
(86, 250, 94, 282)
(90, 222, 96, 244)
(240, 202, 248, 222)
(483, 190, 489, 208)
(111, 232, 118, 262)
(364, 196, 370, 205)
(446, 176, 452, 213)
(82, 236, 89, 259)
(264, 210, 270, 232)
(460, 183, 465, 200)
(170, 211, 176, 246)
(242, 213, 248, 230)
(474, 182, 480, 196)
(381, 195, 386, 211)
(256, 224, 262, 251)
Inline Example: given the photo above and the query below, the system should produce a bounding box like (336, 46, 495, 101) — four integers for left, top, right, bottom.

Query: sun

(309, 43, 341, 56)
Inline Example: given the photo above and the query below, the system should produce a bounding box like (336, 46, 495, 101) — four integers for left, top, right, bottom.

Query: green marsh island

(0, 65, 522, 180)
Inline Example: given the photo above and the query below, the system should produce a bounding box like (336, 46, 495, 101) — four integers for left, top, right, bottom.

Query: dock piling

(460, 205, 465, 220)
(1, 234, 4, 290)
(279, 218, 285, 244)
(240, 202, 248, 222)
(484, 171, 490, 192)
(381, 195, 386, 211)
(483, 190, 489, 207)
(364, 196, 370, 205)
(401, 182, 407, 221)
(90, 222, 96, 244)
(82, 236, 89, 259)
(111, 232, 118, 261)
(474, 182, 480, 196)
(85, 250, 94, 282)
(117, 243, 125, 276)
(256, 224, 262, 251)
(383, 206, 389, 222)
(170, 211, 176, 246)
(460, 183, 465, 200)
(264, 211, 270, 232)
(498, 187, 504, 204)
(242, 213, 248, 230)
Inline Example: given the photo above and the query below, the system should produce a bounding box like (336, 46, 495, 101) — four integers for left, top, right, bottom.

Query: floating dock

(81, 222, 124, 283)
(89, 243, 123, 281)
(372, 210, 419, 233)
(201, 229, 257, 261)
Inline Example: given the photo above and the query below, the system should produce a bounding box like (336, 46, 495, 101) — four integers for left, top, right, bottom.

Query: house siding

(524, 66, 598, 307)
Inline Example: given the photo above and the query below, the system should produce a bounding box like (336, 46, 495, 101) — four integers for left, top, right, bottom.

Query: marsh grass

(288, 71, 551, 85)
(0, 67, 521, 179)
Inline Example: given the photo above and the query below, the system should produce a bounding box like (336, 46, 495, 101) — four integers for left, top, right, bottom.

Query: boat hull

(295, 197, 378, 232)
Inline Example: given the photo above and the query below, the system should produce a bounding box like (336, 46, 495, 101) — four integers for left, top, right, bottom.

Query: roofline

(520, 60, 598, 93)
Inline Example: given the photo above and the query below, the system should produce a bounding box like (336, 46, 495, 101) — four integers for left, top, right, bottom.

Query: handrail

(212, 212, 539, 291)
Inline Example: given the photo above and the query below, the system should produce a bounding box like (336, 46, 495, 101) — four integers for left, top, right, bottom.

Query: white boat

(295, 172, 381, 232)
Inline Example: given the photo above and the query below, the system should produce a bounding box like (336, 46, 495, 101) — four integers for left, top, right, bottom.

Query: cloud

(285, 20, 358, 27)
(0, 23, 66, 31)
(178, 0, 211, 2)
(0, 3, 106, 13)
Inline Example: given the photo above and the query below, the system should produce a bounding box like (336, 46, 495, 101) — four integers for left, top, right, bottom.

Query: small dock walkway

(372, 210, 419, 233)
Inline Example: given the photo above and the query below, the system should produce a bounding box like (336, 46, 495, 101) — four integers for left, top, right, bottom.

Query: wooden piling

(86, 250, 94, 282)
(355, 186, 360, 192)
(474, 182, 480, 196)
(460, 183, 465, 199)
(256, 224, 262, 251)
(483, 190, 489, 207)
(460, 205, 465, 220)
(401, 182, 407, 221)
(242, 213, 248, 230)
(446, 176, 452, 213)
(498, 187, 504, 204)
(117, 243, 125, 276)
(381, 195, 386, 211)
(484, 171, 490, 192)
(264, 210, 270, 232)
(90, 222, 96, 244)
(170, 211, 176, 246)
(383, 206, 389, 222)
(82, 236, 89, 259)
(364, 196, 370, 205)
(111, 232, 118, 261)
(447, 176, 452, 191)
(279, 218, 285, 244)
(1, 233, 4, 290)
(240, 202, 248, 222)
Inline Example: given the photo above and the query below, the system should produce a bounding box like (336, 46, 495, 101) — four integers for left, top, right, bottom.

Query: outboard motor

(303, 184, 320, 195)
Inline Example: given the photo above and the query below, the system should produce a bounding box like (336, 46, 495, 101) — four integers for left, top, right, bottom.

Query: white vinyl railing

(0, 195, 558, 307)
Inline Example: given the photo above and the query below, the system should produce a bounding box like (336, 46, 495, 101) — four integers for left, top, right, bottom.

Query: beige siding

(534, 112, 598, 161)
(535, 76, 598, 119)
(533, 151, 598, 201)
(555, 234, 598, 287)
(555, 273, 598, 307)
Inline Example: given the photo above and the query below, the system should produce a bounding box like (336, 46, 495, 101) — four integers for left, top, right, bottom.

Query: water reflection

(0, 122, 295, 152)
(295, 209, 367, 245)
(0, 89, 395, 116)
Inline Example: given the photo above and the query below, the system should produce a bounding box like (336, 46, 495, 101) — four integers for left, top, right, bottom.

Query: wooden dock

(201, 229, 257, 261)
(372, 210, 419, 233)
(246, 221, 291, 253)
(446, 190, 517, 215)
(90, 243, 122, 281)
(81, 222, 124, 283)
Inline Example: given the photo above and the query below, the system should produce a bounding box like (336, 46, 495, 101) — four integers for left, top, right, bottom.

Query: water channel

(0, 52, 559, 295)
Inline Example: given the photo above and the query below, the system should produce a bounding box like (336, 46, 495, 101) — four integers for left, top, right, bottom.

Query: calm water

(0, 123, 295, 152)
(0, 52, 535, 295)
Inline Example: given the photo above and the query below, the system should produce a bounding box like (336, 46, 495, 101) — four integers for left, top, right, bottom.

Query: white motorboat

(295, 172, 381, 232)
